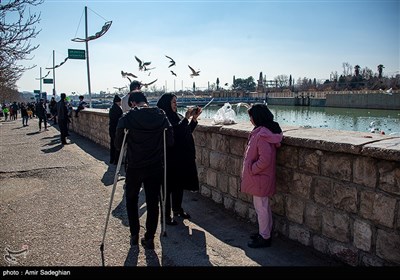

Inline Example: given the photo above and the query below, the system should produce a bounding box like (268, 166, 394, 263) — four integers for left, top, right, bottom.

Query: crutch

(100, 128, 128, 267)
(160, 128, 167, 237)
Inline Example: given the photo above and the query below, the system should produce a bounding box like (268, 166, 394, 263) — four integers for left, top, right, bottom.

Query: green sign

(68, 49, 86, 60)
(34, 90, 40, 93)
(43, 78, 53, 84)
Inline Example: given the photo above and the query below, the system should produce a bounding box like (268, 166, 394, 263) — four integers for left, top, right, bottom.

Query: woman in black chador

(157, 93, 202, 225)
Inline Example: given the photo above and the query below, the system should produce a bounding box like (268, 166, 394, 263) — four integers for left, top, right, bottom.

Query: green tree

(232, 76, 256, 92)
(377, 64, 384, 79)
(216, 77, 220, 90)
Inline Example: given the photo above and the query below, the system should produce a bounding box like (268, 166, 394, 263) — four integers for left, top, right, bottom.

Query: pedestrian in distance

(57, 93, 70, 145)
(156, 93, 201, 225)
(108, 95, 123, 164)
(240, 103, 283, 248)
(36, 99, 48, 131)
(115, 91, 174, 249)
(75, 95, 87, 117)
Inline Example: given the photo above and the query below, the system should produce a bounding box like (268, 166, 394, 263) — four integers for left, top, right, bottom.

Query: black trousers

(125, 165, 162, 240)
(109, 134, 119, 163)
(38, 116, 47, 130)
(58, 119, 68, 143)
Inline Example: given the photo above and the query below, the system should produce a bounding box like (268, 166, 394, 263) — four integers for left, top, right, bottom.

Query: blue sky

(9, 0, 400, 95)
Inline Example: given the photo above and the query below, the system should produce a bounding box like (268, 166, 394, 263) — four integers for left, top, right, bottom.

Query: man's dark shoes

(174, 210, 191, 219)
(247, 235, 271, 248)
(141, 238, 154, 249)
(130, 235, 138, 246)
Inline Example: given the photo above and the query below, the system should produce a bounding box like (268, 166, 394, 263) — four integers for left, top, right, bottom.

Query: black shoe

(141, 238, 154, 249)
(247, 235, 271, 248)
(165, 218, 178, 226)
(174, 210, 191, 219)
(130, 235, 138, 246)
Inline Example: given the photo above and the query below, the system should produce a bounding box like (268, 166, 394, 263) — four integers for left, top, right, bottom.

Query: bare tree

(0, 0, 43, 98)
(274, 74, 289, 88)
(342, 62, 352, 76)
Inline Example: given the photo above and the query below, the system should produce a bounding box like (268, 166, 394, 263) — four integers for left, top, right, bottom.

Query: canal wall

(70, 109, 400, 266)
(267, 90, 400, 110)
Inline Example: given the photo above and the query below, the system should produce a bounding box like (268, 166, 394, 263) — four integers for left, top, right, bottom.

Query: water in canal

(180, 105, 400, 135)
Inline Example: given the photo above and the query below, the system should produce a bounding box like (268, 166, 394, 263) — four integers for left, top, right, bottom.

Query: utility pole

(53, 50, 56, 97)
(85, 6, 92, 108)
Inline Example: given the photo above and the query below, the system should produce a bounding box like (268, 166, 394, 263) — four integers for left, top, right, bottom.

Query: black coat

(109, 103, 123, 138)
(115, 106, 174, 169)
(167, 114, 199, 191)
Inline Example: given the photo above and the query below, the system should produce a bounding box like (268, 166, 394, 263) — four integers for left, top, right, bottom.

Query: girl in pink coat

(241, 104, 283, 248)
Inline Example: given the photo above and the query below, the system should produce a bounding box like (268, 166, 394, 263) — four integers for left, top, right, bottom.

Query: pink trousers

(253, 196, 273, 239)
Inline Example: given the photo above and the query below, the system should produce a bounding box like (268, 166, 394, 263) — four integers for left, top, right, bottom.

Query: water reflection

(180, 105, 400, 134)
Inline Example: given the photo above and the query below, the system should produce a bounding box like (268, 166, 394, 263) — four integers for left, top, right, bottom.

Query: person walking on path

(121, 80, 141, 113)
(108, 95, 123, 164)
(36, 99, 48, 131)
(156, 93, 202, 225)
(115, 91, 174, 249)
(57, 93, 70, 145)
(240, 104, 283, 248)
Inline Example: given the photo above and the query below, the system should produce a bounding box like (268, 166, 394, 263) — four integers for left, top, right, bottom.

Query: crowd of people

(109, 80, 283, 250)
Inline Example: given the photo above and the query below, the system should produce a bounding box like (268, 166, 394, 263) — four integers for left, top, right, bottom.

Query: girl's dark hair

(248, 103, 282, 134)
(156, 93, 180, 123)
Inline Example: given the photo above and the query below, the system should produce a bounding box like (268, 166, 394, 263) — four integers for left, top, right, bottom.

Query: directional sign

(43, 78, 53, 84)
(68, 49, 86, 60)
(34, 90, 40, 93)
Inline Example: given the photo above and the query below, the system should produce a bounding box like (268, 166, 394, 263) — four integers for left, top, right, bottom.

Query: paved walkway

(0, 117, 342, 269)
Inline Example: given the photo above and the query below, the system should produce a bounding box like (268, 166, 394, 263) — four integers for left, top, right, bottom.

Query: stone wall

(70, 110, 400, 266)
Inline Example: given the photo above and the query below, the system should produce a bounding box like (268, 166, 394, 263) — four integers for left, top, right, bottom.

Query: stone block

(234, 200, 248, 218)
(360, 191, 396, 228)
(313, 177, 332, 207)
(298, 148, 321, 175)
(211, 133, 229, 153)
(328, 243, 358, 266)
(226, 155, 242, 176)
(353, 219, 372, 252)
(321, 153, 352, 181)
(276, 167, 291, 194)
(273, 216, 288, 236)
(353, 157, 377, 189)
(291, 172, 312, 198)
(378, 161, 400, 196)
(229, 137, 247, 156)
(288, 224, 311, 246)
(277, 145, 298, 169)
(209, 151, 227, 172)
(271, 193, 285, 216)
(193, 130, 207, 147)
(312, 235, 329, 254)
(228, 176, 239, 198)
(322, 210, 350, 243)
(360, 255, 385, 266)
(305, 203, 322, 232)
(286, 196, 305, 224)
(376, 229, 400, 264)
(223, 196, 235, 211)
(248, 207, 257, 224)
(200, 185, 211, 198)
(206, 169, 217, 188)
(332, 182, 357, 213)
(217, 173, 228, 193)
(211, 189, 223, 204)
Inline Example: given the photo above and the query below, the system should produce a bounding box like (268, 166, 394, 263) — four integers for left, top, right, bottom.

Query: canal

(180, 105, 400, 135)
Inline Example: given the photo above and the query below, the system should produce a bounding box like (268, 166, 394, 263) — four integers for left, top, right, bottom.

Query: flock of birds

(118, 55, 201, 90)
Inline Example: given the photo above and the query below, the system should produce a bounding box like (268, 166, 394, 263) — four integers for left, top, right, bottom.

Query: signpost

(43, 78, 53, 84)
(34, 90, 40, 94)
(68, 49, 86, 60)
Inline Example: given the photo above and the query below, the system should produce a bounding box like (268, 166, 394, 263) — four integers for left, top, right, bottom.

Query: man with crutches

(114, 91, 174, 249)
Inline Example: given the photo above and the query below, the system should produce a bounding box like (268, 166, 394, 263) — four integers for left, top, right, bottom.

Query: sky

(8, 0, 400, 96)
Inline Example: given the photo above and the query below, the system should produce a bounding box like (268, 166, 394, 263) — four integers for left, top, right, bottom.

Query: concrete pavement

(0, 117, 342, 269)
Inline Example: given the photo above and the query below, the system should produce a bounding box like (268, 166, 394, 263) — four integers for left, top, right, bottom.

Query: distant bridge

(147, 96, 266, 107)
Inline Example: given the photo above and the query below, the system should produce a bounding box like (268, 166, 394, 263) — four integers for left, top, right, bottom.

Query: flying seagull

(171, 70, 177, 77)
(141, 79, 158, 88)
(165, 55, 176, 68)
(113, 86, 127, 91)
(121, 70, 137, 79)
(135, 56, 151, 71)
(188, 65, 200, 78)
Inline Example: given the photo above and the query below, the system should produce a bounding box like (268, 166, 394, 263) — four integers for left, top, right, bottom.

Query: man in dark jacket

(57, 93, 70, 145)
(108, 95, 123, 164)
(115, 91, 174, 249)
(35, 99, 48, 131)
